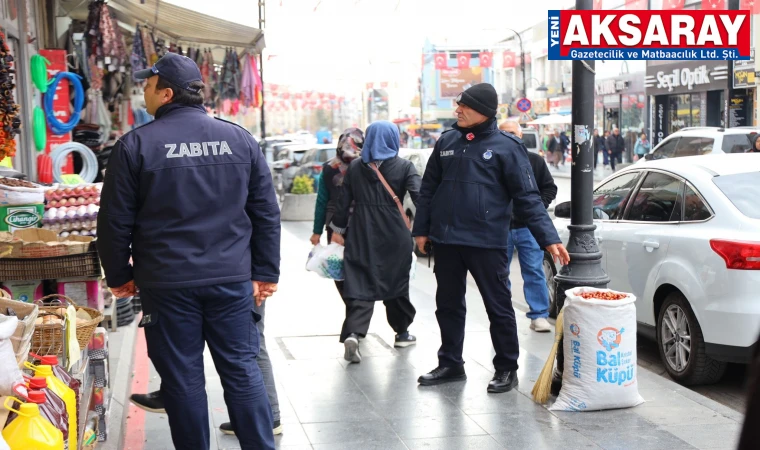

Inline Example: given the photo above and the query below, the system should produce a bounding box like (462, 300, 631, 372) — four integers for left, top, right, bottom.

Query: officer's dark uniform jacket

(97, 103, 281, 289)
(412, 118, 560, 249)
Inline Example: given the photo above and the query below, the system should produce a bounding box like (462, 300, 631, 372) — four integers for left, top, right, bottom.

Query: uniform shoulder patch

(214, 117, 254, 137)
(499, 130, 524, 145)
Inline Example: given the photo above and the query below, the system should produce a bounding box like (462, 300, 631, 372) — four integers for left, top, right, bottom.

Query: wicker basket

(30, 310, 66, 357)
(0, 297, 39, 356)
(35, 294, 103, 350)
(0, 242, 100, 281)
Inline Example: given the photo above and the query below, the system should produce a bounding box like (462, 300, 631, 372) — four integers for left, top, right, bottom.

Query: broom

(532, 308, 565, 404)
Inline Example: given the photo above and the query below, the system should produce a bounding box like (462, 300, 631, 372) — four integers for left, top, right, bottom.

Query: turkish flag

(457, 52, 471, 69)
(503, 51, 516, 68)
(281, 93, 290, 100)
(479, 51, 493, 68)
(366, 82, 374, 90)
(380, 82, 389, 88)
(434, 53, 447, 69)
(664, 0, 684, 9)
(295, 93, 303, 100)
(741, 0, 760, 14)
(318, 92, 325, 99)
(625, 0, 647, 9)
(593, 0, 604, 9)
(702, 0, 726, 8)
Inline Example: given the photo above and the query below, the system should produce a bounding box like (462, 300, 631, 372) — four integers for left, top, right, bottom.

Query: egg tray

(0, 241, 101, 281)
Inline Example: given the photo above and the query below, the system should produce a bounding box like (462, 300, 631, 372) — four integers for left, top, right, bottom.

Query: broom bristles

(532, 308, 564, 404)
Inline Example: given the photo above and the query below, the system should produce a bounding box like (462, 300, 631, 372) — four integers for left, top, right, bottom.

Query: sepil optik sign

(548, 9, 751, 61)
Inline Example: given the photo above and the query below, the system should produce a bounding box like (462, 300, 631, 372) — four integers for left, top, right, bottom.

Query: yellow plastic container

(26, 363, 77, 450)
(2, 397, 64, 450)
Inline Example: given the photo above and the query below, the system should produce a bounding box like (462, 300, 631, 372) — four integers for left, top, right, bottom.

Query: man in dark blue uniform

(413, 83, 570, 393)
(97, 52, 279, 450)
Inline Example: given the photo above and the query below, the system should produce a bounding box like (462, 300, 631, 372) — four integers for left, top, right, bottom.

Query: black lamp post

(502, 29, 527, 99)
(552, 0, 610, 390)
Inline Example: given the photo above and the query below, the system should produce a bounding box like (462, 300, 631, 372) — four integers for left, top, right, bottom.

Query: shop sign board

(439, 68, 483, 99)
(734, 51, 755, 89)
(645, 61, 729, 95)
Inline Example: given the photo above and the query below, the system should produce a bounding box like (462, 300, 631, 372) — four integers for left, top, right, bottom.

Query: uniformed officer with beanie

(98, 52, 279, 449)
(413, 83, 570, 393)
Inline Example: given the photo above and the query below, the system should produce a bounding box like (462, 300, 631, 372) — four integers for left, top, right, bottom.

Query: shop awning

(68, 0, 263, 50)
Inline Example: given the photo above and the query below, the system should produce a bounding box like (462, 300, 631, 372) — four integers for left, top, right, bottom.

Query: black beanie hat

(457, 83, 498, 118)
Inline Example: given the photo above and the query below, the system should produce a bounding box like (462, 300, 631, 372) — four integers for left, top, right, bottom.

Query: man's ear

(162, 87, 175, 104)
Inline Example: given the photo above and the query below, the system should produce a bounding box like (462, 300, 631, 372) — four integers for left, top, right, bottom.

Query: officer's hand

(111, 280, 137, 298)
(415, 236, 429, 254)
(546, 243, 570, 266)
(253, 281, 278, 306)
(310, 233, 321, 246)
(332, 233, 345, 246)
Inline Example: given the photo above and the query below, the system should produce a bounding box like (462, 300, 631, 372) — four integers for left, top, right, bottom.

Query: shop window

(674, 136, 714, 157)
(690, 93, 702, 129)
(669, 94, 691, 134)
(683, 186, 712, 221)
(625, 172, 683, 223)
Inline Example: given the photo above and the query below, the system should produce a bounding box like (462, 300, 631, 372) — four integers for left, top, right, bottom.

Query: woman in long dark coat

(330, 121, 421, 363)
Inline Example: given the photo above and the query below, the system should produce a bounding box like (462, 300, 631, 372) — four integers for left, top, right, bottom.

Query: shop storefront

(594, 74, 646, 134)
(732, 53, 755, 128)
(646, 61, 730, 145)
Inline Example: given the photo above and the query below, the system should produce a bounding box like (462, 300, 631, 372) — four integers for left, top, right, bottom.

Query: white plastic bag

(0, 179, 45, 206)
(550, 287, 645, 412)
(409, 253, 417, 280)
(0, 314, 23, 395)
(305, 243, 345, 280)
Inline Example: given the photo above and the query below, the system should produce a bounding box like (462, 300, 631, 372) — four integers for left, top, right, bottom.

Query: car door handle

(642, 240, 660, 249)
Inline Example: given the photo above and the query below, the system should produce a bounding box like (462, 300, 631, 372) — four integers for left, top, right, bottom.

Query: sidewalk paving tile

(659, 423, 742, 450)
(570, 425, 695, 450)
(300, 419, 399, 445)
(490, 428, 601, 449)
(403, 435, 505, 450)
(387, 413, 488, 440)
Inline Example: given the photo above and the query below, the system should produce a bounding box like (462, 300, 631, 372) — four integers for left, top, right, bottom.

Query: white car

(551, 153, 760, 385)
(644, 126, 758, 161)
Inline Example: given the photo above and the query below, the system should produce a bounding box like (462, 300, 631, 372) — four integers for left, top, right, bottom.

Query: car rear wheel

(656, 292, 726, 385)
(543, 252, 558, 318)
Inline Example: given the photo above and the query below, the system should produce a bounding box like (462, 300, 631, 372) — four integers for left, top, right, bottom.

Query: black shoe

(394, 332, 417, 348)
(550, 369, 563, 396)
(487, 370, 519, 393)
(130, 390, 165, 413)
(418, 365, 466, 386)
(220, 420, 282, 435)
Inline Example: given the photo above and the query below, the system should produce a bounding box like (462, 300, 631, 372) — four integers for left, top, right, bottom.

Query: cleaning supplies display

(25, 362, 78, 450)
(550, 287, 645, 412)
(27, 377, 70, 447)
(1, 396, 64, 450)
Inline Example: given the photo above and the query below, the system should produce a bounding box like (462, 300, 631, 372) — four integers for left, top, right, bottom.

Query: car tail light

(710, 239, 760, 270)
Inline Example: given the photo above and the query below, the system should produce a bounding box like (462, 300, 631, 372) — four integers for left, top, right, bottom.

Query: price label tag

(108, 64, 117, 72)
(119, 65, 126, 73)
(104, 56, 111, 65)
(60, 174, 85, 185)
(97, 61, 104, 70)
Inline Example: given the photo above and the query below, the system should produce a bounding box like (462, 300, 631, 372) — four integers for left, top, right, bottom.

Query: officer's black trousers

(434, 244, 520, 372)
(140, 281, 275, 450)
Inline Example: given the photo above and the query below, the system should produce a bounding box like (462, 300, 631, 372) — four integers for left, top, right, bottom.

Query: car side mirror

(554, 201, 571, 219)
(644, 153, 654, 161)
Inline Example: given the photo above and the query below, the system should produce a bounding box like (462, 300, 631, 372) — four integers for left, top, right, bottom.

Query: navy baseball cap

(134, 52, 203, 93)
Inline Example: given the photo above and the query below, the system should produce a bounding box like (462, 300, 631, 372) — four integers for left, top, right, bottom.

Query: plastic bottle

(30, 378, 70, 448)
(26, 363, 77, 450)
(33, 355, 81, 403)
(1, 396, 64, 450)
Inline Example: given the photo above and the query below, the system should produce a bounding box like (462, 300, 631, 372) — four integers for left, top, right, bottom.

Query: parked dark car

(290, 144, 337, 190)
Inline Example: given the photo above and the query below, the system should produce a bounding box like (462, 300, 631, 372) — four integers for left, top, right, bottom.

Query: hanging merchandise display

(0, 33, 20, 161)
(131, 25, 148, 82)
(50, 142, 99, 184)
(240, 52, 263, 108)
(30, 55, 50, 94)
(32, 107, 46, 152)
(43, 72, 85, 135)
(219, 48, 241, 101)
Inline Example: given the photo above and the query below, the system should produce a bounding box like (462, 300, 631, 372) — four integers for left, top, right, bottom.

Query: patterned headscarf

(328, 127, 364, 187)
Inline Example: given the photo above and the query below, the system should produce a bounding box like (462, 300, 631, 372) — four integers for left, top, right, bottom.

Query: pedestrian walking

(634, 132, 650, 161)
(330, 121, 421, 363)
(98, 52, 279, 450)
(607, 127, 626, 171)
(593, 128, 607, 169)
(500, 121, 558, 333)
(547, 129, 562, 169)
(128, 299, 285, 437)
(747, 134, 760, 153)
(602, 130, 611, 167)
(559, 131, 570, 166)
(412, 83, 569, 394)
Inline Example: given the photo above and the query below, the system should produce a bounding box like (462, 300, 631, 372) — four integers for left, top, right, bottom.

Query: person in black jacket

(413, 83, 570, 393)
(97, 53, 278, 450)
(500, 121, 558, 333)
(330, 121, 421, 363)
(607, 127, 626, 171)
(547, 129, 562, 169)
(593, 128, 607, 169)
